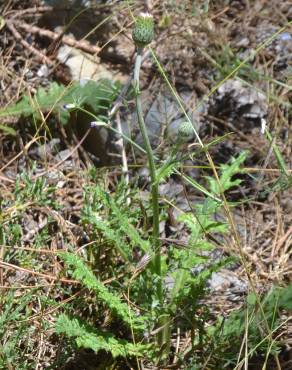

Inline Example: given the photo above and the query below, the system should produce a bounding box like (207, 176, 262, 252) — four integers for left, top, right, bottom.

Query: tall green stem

(134, 49, 162, 303)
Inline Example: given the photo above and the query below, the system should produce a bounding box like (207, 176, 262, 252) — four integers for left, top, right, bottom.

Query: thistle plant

(132, 12, 167, 349)
(132, 13, 162, 294)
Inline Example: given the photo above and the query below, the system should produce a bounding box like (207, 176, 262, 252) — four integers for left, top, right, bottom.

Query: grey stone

(210, 79, 268, 132)
(57, 45, 113, 82)
(130, 90, 203, 149)
(158, 180, 184, 198)
(209, 271, 247, 293)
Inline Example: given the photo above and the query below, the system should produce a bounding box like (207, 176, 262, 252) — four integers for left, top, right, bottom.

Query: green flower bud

(132, 13, 154, 48)
(178, 121, 194, 138)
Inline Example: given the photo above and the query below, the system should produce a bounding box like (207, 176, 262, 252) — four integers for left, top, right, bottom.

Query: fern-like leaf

(56, 314, 148, 358)
(156, 159, 180, 185)
(0, 79, 120, 125)
(0, 82, 66, 118)
(206, 151, 248, 195)
(168, 153, 247, 310)
(109, 197, 151, 254)
(59, 252, 145, 331)
(83, 184, 151, 257)
(83, 210, 132, 261)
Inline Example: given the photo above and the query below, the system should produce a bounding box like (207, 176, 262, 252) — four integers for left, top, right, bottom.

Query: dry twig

(5, 20, 54, 65)
(14, 21, 101, 55)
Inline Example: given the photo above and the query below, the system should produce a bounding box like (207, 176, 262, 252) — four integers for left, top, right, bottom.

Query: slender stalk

(133, 48, 162, 302)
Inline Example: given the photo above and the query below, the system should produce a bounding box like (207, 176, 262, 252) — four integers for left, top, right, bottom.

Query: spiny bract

(178, 121, 194, 138)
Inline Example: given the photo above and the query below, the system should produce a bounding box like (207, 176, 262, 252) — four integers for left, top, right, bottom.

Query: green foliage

(260, 173, 292, 199)
(0, 124, 16, 136)
(0, 292, 35, 369)
(0, 79, 120, 125)
(180, 200, 227, 248)
(215, 45, 255, 80)
(156, 159, 179, 185)
(3, 146, 288, 368)
(82, 183, 151, 260)
(55, 314, 148, 358)
(260, 129, 292, 196)
(167, 152, 247, 314)
(277, 284, 292, 310)
(0, 82, 66, 118)
(58, 252, 145, 332)
(209, 284, 292, 367)
(155, 147, 181, 185)
(63, 150, 248, 364)
(14, 166, 57, 207)
(1, 168, 60, 270)
(205, 151, 247, 195)
(57, 249, 150, 361)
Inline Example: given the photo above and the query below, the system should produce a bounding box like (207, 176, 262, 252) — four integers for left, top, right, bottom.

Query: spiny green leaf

(0, 82, 66, 118)
(59, 252, 145, 331)
(156, 159, 180, 185)
(83, 184, 151, 256)
(206, 151, 248, 194)
(108, 196, 151, 254)
(0, 79, 120, 125)
(55, 314, 149, 358)
(83, 210, 132, 261)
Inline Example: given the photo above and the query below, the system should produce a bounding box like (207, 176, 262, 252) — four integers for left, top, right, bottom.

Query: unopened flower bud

(178, 121, 194, 138)
(132, 13, 154, 48)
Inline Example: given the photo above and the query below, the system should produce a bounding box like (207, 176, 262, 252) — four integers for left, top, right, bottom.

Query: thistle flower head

(178, 121, 194, 138)
(132, 13, 154, 48)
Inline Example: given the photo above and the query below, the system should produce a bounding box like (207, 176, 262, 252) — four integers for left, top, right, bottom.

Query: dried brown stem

(7, 6, 54, 18)
(0, 260, 77, 284)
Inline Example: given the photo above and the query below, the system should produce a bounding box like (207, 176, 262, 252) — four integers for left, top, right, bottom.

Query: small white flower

(261, 118, 266, 134)
(63, 103, 77, 110)
(139, 12, 153, 18)
(90, 121, 107, 128)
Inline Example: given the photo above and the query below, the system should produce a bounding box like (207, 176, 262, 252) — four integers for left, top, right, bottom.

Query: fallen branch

(14, 20, 101, 55)
(8, 6, 54, 19)
(0, 260, 78, 284)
